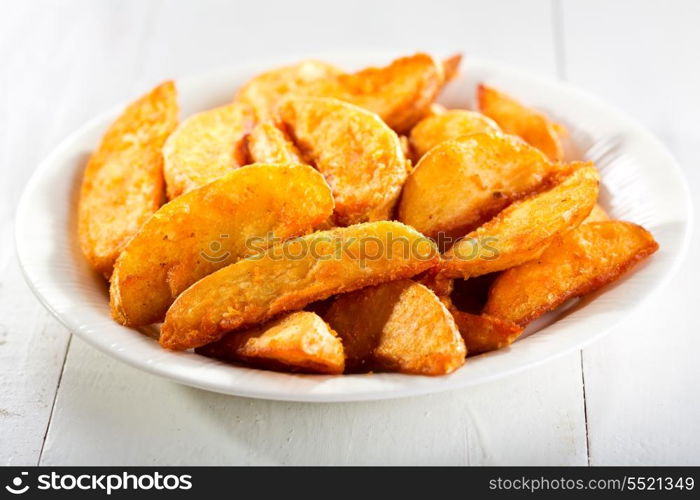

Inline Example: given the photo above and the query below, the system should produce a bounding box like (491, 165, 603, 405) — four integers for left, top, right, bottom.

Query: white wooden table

(1, 0, 698, 466)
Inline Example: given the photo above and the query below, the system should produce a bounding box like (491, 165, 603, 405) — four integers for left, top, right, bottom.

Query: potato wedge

(245, 122, 303, 164)
(161, 221, 438, 350)
(196, 311, 344, 375)
(484, 221, 659, 326)
(325, 280, 465, 375)
(583, 203, 609, 223)
(415, 270, 454, 301)
(409, 110, 500, 159)
(110, 164, 334, 327)
(478, 84, 565, 161)
(449, 309, 523, 355)
(279, 97, 408, 225)
(441, 164, 599, 278)
(234, 59, 343, 121)
(301, 53, 447, 133)
(442, 54, 462, 83)
(78, 81, 178, 277)
(162, 102, 254, 198)
(398, 133, 559, 242)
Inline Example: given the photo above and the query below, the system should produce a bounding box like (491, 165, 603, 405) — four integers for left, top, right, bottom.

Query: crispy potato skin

(246, 122, 303, 164)
(441, 164, 600, 279)
(409, 110, 500, 160)
(484, 221, 659, 326)
(279, 97, 408, 226)
(196, 311, 344, 375)
(325, 280, 465, 375)
(449, 309, 523, 355)
(234, 60, 343, 121)
(110, 164, 334, 326)
(478, 84, 565, 161)
(160, 221, 438, 350)
(78, 81, 178, 277)
(162, 102, 254, 199)
(398, 133, 558, 241)
(302, 53, 447, 133)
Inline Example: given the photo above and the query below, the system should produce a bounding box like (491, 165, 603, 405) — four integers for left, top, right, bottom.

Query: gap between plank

(37, 334, 72, 466)
(580, 352, 591, 465)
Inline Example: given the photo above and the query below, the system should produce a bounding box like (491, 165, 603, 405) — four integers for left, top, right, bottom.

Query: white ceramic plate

(16, 54, 692, 402)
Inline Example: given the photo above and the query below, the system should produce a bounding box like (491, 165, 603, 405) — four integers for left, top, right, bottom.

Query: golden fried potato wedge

(442, 54, 463, 83)
(441, 164, 599, 278)
(110, 164, 334, 326)
(478, 84, 565, 161)
(398, 133, 559, 242)
(279, 97, 408, 225)
(161, 221, 438, 350)
(162, 102, 254, 198)
(78, 81, 178, 277)
(302, 53, 447, 133)
(484, 221, 659, 326)
(234, 60, 343, 121)
(325, 280, 465, 375)
(449, 309, 523, 355)
(415, 270, 454, 301)
(196, 311, 344, 375)
(583, 203, 610, 223)
(409, 110, 501, 159)
(245, 122, 303, 164)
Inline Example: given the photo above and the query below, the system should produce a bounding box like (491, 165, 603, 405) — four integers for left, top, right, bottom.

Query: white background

(1, 0, 698, 465)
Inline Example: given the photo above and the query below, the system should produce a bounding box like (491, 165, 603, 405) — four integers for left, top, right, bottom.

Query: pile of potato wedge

(78, 53, 659, 377)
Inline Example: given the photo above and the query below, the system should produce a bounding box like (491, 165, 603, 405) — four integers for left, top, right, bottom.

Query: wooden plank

(0, 0, 154, 465)
(42, 337, 587, 465)
(0, 262, 70, 465)
(10, 0, 587, 464)
(561, 0, 700, 465)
